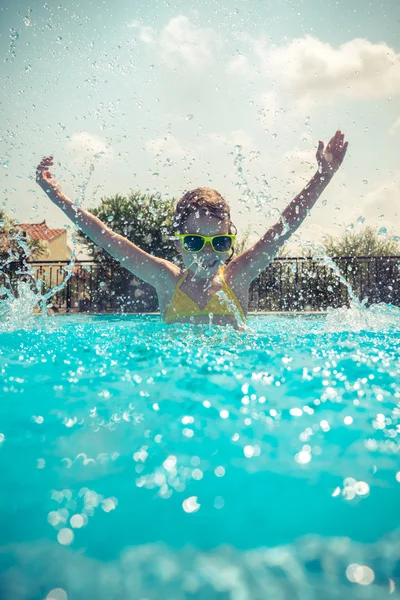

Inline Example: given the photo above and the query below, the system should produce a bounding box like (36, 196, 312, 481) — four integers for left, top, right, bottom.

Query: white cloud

(389, 116, 400, 135)
(127, 21, 156, 44)
(226, 54, 248, 75)
(299, 171, 400, 245)
(66, 132, 114, 163)
(254, 36, 400, 100)
(146, 134, 187, 159)
(129, 15, 220, 70)
(359, 172, 400, 226)
(280, 146, 317, 189)
(256, 90, 286, 128)
(205, 129, 255, 149)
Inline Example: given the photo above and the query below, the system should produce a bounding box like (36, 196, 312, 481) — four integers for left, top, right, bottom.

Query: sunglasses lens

(183, 235, 204, 252)
(212, 236, 232, 252)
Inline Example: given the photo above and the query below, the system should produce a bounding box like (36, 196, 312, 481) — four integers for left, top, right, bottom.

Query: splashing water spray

(231, 145, 400, 332)
(0, 156, 103, 331)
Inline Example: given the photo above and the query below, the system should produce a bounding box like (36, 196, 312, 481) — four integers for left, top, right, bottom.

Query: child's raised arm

(229, 131, 348, 284)
(36, 156, 175, 286)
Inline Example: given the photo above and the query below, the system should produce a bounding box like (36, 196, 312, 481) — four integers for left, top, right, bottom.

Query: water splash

(216, 285, 246, 330)
(300, 241, 362, 306)
(325, 301, 400, 333)
(0, 281, 41, 332)
(6, 29, 19, 62)
(0, 154, 102, 331)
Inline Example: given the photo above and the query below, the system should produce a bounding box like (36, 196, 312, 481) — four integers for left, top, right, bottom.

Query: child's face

(176, 210, 231, 278)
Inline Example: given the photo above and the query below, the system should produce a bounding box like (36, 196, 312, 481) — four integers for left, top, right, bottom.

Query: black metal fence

(7, 256, 400, 313)
(249, 256, 400, 311)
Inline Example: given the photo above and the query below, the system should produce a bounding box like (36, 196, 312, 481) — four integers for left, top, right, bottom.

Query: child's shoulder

(155, 259, 184, 291)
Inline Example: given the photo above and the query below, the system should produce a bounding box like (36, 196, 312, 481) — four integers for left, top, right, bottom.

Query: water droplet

(101, 497, 117, 512)
(362, 180, 368, 184)
(163, 455, 177, 471)
(355, 481, 370, 497)
(244, 445, 255, 458)
(186, 114, 193, 120)
(357, 216, 365, 224)
(70, 514, 84, 528)
(378, 227, 387, 236)
(57, 528, 74, 545)
(182, 496, 200, 513)
(46, 589, 68, 600)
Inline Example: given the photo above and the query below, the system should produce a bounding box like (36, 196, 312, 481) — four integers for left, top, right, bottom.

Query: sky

(1, 0, 399, 255)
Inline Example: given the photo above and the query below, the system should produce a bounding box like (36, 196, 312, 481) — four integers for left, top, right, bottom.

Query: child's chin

(201, 259, 220, 271)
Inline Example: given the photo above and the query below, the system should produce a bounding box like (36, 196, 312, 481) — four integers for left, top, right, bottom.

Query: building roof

(19, 220, 66, 242)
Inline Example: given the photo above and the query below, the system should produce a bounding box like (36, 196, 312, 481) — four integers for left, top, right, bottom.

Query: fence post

(66, 276, 72, 313)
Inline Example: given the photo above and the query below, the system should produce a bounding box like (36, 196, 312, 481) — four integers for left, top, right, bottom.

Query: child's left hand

(316, 130, 348, 176)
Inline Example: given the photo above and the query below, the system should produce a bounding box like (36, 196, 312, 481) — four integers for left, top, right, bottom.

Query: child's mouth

(203, 259, 218, 269)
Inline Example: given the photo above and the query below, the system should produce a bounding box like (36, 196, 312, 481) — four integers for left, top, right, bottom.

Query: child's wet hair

(174, 187, 236, 235)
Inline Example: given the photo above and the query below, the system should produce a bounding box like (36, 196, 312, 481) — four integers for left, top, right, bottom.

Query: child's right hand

(36, 156, 62, 196)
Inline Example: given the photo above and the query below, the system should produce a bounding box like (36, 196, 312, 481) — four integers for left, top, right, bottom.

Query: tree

(77, 192, 179, 311)
(232, 224, 253, 257)
(324, 226, 400, 257)
(320, 226, 400, 306)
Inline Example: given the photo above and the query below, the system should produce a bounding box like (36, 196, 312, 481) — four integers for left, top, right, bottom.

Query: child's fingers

(37, 156, 54, 168)
(36, 159, 54, 176)
(38, 160, 53, 168)
(36, 166, 50, 177)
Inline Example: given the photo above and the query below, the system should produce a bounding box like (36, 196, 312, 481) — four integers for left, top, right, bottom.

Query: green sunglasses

(175, 233, 236, 253)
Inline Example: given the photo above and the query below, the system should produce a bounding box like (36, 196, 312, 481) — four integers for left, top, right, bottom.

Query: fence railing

(248, 256, 400, 311)
(3, 256, 400, 313)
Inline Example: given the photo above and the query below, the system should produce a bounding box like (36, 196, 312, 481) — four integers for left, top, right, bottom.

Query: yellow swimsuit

(164, 267, 246, 324)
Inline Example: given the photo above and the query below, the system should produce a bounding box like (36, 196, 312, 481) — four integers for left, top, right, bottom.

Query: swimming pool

(0, 309, 400, 599)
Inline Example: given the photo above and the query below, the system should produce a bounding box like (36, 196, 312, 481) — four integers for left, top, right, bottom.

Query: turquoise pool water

(0, 310, 400, 599)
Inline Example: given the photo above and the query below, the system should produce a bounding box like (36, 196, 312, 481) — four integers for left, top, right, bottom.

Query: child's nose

(203, 242, 214, 253)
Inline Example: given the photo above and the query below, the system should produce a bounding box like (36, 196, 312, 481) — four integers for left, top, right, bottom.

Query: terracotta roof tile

(19, 221, 66, 242)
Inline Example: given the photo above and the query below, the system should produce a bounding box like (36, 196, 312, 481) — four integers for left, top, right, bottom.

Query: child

(36, 130, 348, 327)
